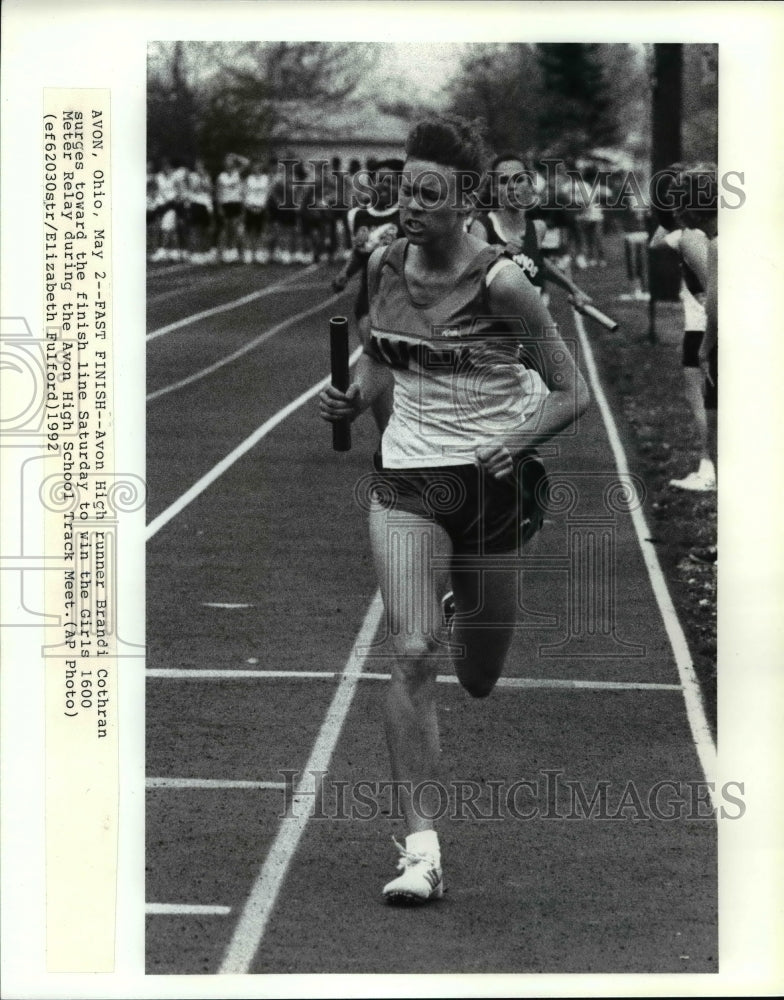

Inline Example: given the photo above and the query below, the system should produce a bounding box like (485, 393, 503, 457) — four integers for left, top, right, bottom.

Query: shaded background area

(147, 41, 717, 178)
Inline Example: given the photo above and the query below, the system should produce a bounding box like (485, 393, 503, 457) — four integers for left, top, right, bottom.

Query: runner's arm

(680, 228, 709, 289)
(700, 238, 718, 359)
(484, 265, 590, 456)
(321, 246, 391, 422)
(540, 259, 592, 304)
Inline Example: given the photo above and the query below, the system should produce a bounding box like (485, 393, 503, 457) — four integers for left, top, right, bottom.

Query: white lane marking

(146, 903, 231, 916)
(571, 308, 717, 802)
(145, 344, 362, 540)
(218, 590, 383, 975)
(202, 602, 254, 609)
(147, 290, 345, 402)
(146, 264, 320, 341)
(147, 778, 285, 790)
(146, 667, 681, 691)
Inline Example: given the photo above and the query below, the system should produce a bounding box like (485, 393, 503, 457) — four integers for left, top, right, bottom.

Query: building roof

(279, 100, 409, 145)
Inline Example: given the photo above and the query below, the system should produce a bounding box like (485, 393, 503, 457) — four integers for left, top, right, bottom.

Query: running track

(145, 248, 718, 974)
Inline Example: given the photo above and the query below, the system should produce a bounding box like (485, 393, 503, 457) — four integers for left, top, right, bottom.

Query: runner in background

(185, 159, 216, 265)
(147, 159, 160, 257)
(151, 158, 184, 262)
(215, 153, 247, 263)
(266, 159, 298, 265)
(331, 157, 404, 433)
(650, 163, 716, 491)
(483, 152, 594, 310)
(671, 165, 718, 488)
(320, 113, 589, 906)
(574, 165, 608, 267)
(243, 158, 272, 264)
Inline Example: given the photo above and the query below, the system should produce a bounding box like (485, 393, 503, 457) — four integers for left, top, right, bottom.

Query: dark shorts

(370, 452, 548, 555)
(244, 207, 266, 235)
(704, 345, 717, 410)
(189, 203, 212, 229)
(220, 201, 243, 220)
(682, 329, 704, 369)
(300, 208, 325, 233)
(268, 202, 297, 227)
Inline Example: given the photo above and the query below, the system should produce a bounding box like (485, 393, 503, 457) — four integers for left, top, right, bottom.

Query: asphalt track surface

(145, 249, 717, 975)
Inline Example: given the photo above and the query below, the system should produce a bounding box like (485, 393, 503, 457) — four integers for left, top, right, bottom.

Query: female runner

(484, 152, 594, 309)
(320, 115, 590, 904)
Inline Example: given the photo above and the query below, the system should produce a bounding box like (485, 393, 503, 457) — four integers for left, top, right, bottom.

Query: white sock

(406, 830, 440, 864)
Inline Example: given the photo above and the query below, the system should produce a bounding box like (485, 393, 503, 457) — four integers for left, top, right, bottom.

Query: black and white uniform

(367, 238, 550, 554)
(348, 203, 402, 319)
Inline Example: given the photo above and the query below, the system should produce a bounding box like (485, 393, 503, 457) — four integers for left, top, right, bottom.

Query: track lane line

(146, 668, 682, 691)
(145, 344, 362, 540)
(571, 307, 717, 801)
(147, 778, 286, 790)
(146, 263, 321, 341)
(147, 290, 346, 402)
(146, 904, 231, 916)
(218, 590, 384, 975)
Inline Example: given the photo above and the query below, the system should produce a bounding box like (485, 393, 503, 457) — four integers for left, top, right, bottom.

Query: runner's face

(375, 169, 399, 209)
(399, 158, 465, 244)
(494, 158, 536, 211)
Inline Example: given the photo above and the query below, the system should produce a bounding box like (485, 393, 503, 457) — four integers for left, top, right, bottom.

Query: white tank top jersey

(156, 171, 180, 204)
(368, 240, 550, 469)
(187, 172, 213, 209)
(662, 229, 707, 330)
(681, 282, 707, 331)
(244, 173, 271, 209)
(217, 170, 243, 205)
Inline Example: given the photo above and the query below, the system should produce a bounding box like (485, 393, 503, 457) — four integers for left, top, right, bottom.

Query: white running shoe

(382, 838, 443, 905)
(669, 471, 717, 492)
(150, 247, 167, 262)
(243, 249, 253, 264)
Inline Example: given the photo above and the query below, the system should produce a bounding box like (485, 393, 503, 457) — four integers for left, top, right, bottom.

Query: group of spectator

(146, 153, 383, 265)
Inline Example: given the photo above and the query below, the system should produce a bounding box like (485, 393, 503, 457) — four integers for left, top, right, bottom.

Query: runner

(215, 153, 247, 264)
(151, 158, 185, 262)
(266, 159, 298, 265)
(671, 165, 718, 484)
(332, 157, 405, 433)
(483, 152, 594, 310)
(320, 114, 590, 905)
(650, 163, 716, 491)
(184, 159, 216, 265)
(243, 159, 272, 264)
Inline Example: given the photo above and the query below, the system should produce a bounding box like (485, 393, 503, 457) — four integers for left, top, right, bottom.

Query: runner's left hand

(475, 443, 514, 480)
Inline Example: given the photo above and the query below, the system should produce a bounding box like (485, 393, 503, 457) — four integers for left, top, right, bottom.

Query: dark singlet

(482, 211, 544, 287)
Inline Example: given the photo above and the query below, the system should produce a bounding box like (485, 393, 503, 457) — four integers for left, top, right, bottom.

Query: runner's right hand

(319, 383, 362, 423)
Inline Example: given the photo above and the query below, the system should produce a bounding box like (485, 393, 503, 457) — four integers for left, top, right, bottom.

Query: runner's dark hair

(405, 113, 490, 193)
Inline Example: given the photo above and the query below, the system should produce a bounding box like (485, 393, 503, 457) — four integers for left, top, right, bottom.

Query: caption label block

(42, 87, 117, 973)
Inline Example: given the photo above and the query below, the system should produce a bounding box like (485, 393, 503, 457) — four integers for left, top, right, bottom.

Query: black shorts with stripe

(370, 451, 548, 555)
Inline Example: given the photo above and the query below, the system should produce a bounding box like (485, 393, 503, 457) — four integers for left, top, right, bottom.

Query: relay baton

(571, 298, 619, 333)
(329, 315, 351, 452)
